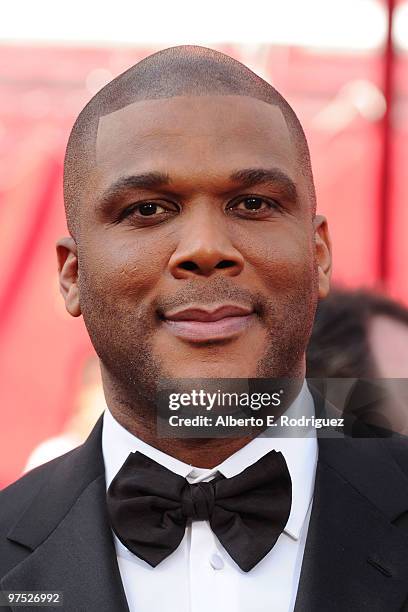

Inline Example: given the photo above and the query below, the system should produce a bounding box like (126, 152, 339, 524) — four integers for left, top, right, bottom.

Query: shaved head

(57, 44, 331, 455)
(63, 45, 315, 239)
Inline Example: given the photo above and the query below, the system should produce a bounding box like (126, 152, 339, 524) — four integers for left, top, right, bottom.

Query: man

(307, 288, 408, 381)
(307, 288, 408, 435)
(1, 46, 407, 612)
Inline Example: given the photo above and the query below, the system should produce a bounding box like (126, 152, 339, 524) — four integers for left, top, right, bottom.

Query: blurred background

(1, 0, 407, 486)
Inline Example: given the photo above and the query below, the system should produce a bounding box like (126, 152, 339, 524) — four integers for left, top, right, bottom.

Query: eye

(117, 200, 178, 224)
(236, 197, 268, 211)
(128, 202, 167, 216)
(227, 196, 280, 217)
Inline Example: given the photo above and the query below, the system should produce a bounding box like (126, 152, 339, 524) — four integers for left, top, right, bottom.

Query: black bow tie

(106, 449, 291, 572)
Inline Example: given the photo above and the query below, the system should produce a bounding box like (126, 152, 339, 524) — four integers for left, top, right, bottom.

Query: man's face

(58, 95, 330, 398)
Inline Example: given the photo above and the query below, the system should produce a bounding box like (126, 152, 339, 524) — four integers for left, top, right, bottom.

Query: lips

(162, 304, 256, 342)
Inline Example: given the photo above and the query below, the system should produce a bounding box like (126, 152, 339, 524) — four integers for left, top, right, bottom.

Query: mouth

(161, 304, 256, 343)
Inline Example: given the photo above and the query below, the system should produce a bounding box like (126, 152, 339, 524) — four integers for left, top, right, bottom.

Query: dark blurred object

(307, 288, 408, 435)
(307, 288, 408, 378)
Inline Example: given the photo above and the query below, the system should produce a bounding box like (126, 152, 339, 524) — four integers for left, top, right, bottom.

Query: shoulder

(0, 449, 81, 578)
(378, 432, 408, 478)
(0, 449, 78, 535)
(0, 418, 105, 580)
(1, 416, 105, 526)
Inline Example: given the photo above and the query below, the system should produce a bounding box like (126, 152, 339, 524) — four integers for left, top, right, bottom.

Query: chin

(168, 360, 258, 380)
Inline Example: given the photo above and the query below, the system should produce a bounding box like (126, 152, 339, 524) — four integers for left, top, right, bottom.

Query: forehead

(94, 95, 298, 187)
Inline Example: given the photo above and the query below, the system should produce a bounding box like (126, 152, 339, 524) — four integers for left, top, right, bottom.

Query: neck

(101, 367, 304, 468)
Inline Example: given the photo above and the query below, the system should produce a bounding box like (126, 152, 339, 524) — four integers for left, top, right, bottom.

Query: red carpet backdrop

(1, 0, 408, 485)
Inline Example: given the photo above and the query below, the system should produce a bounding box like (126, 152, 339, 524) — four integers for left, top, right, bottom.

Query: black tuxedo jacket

(1, 406, 408, 611)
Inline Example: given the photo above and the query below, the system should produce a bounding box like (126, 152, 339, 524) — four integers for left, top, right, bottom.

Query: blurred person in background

(0, 46, 407, 612)
(307, 288, 408, 435)
(23, 355, 105, 472)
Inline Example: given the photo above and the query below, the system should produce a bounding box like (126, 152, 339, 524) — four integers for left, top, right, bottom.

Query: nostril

(180, 261, 199, 271)
(174, 258, 241, 276)
(215, 260, 235, 269)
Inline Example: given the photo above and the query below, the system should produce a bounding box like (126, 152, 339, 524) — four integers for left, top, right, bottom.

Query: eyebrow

(95, 167, 298, 215)
(96, 172, 170, 212)
(229, 167, 298, 201)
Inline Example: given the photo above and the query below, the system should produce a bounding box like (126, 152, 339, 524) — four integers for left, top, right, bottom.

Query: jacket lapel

(1, 416, 129, 612)
(295, 389, 408, 611)
(3, 394, 408, 611)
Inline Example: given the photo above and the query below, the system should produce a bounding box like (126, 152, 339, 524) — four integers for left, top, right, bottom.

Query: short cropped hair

(64, 45, 316, 239)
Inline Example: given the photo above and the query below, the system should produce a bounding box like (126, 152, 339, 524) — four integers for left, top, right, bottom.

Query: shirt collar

(102, 380, 317, 541)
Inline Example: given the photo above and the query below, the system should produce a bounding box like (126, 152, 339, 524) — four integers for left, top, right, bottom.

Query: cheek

(78, 232, 170, 302)
(237, 224, 315, 290)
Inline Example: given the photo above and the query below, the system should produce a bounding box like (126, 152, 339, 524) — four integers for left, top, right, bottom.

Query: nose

(168, 206, 244, 279)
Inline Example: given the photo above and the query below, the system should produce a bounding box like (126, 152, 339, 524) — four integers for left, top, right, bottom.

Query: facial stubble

(77, 257, 319, 424)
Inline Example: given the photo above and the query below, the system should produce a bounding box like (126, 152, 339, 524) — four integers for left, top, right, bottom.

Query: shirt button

(210, 553, 224, 570)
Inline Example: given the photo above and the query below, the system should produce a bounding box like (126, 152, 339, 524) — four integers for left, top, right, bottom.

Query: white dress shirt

(102, 382, 318, 612)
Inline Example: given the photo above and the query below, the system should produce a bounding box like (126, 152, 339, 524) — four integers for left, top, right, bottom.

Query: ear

(56, 236, 81, 317)
(313, 215, 332, 299)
